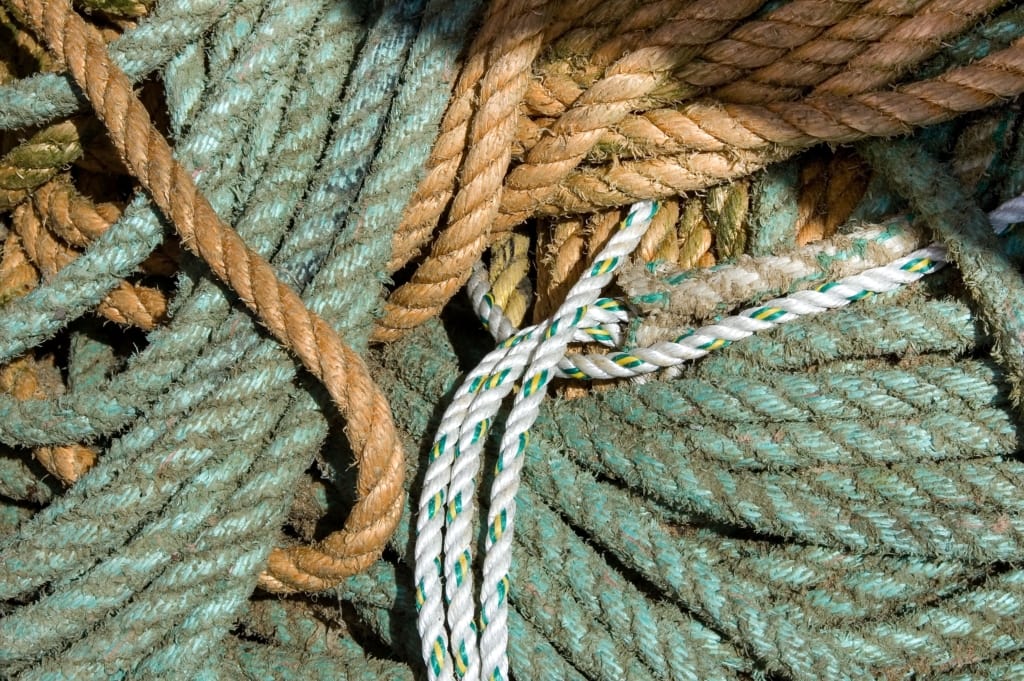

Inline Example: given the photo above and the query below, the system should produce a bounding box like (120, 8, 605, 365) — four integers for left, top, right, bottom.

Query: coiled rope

(4, 0, 1024, 678)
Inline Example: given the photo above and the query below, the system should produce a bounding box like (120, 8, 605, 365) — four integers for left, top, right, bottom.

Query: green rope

(860, 138, 1024, 407)
(0, 0, 239, 129)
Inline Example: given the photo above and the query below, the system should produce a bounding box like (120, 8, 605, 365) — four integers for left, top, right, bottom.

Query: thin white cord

(415, 201, 658, 681)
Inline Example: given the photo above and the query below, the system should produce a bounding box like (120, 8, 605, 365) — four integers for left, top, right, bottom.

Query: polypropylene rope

(415, 201, 656, 681)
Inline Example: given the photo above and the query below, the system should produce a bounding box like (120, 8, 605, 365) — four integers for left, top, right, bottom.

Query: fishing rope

(9, 0, 407, 595)
(427, 157, 1024, 675)
(415, 201, 657, 681)
(0, 0, 482, 674)
(5, 1, 1024, 678)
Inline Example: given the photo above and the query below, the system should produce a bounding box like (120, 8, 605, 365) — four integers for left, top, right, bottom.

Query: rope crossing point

(420, 191, 1024, 679)
(415, 201, 658, 681)
(469, 193, 1024, 381)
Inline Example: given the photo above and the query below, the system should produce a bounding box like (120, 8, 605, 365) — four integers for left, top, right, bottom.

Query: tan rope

(513, 38, 1024, 217)
(524, 0, 684, 117)
(0, 232, 38, 305)
(487, 232, 531, 327)
(33, 174, 122, 247)
(705, 177, 750, 259)
(0, 118, 84, 211)
(0, 353, 98, 484)
(386, 0, 535, 272)
(534, 214, 585, 322)
(524, 0, 866, 118)
(715, 0, 1008, 103)
(374, 0, 554, 341)
(9, 0, 405, 593)
(494, 0, 764, 235)
(635, 197, 681, 265)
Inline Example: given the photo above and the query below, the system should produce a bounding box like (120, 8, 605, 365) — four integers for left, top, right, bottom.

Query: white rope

(415, 201, 658, 681)
(422, 190, 1023, 680)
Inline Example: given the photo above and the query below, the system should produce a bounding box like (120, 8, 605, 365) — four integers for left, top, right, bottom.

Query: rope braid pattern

(713, 0, 1011, 103)
(9, 0, 403, 590)
(0, 0, 470, 668)
(379, 282, 1024, 679)
(621, 218, 929, 336)
(376, 340, 752, 681)
(0, 0, 238, 129)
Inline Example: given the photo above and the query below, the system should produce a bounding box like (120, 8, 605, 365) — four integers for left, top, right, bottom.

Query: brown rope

(9, 0, 405, 593)
(374, 0, 554, 342)
(0, 353, 98, 484)
(33, 174, 122, 247)
(512, 38, 1024, 217)
(494, 0, 764, 234)
(534, 214, 585, 322)
(715, 0, 1008, 103)
(386, 0, 515, 272)
(524, 0, 865, 118)
(0, 118, 84, 211)
(0, 232, 38, 305)
(524, 0, 683, 117)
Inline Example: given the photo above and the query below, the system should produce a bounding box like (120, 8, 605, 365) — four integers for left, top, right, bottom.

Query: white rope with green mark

(421, 192, 1024, 681)
(414, 201, 659, 681)
(469, 194, 1024, 379)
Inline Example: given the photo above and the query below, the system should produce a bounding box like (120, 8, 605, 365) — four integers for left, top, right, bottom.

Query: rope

(415, 202, 656, 681)
(0, 0, 238, 129)
(621, 218, 930, 331)
(374, 0, 554, 341)
(11, 0, 406, 594)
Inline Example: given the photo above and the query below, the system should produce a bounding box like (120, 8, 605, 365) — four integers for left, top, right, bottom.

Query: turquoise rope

(65, 326, 117, 394)
(162, 39, 207, 139)
(0, 0, 241, 129)
(221, 640, 415, 681)
(747, 158, 800, 255)
(0, 0, 352, 596)
(0, 0, 364, 447)
(0, 450, 54, 505)
(0, 0, 462, 667)
(24, 0, 479, 667)
(860, 138, 1024, 408)
(522, 438, 984, 679)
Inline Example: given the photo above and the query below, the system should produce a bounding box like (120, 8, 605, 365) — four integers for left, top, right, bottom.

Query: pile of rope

(3, 0, 1024, 678)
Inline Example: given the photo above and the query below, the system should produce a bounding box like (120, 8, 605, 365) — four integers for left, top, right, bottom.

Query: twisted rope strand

(385, 0, 526, 272)
(494, 0, 763, 233)
(0, 0, 238, 129)
(715, 0, 1010, 103)
(11, 0, 404, 588)
(375, 0, 553, 341)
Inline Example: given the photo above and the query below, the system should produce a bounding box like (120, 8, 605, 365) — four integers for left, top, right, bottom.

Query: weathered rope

(0, 0, 238, 129)
(9, 0, 406, 592)
(374, 0, 554, 342)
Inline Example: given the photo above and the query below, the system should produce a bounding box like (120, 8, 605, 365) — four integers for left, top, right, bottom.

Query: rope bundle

(3, 0, 1024, 679)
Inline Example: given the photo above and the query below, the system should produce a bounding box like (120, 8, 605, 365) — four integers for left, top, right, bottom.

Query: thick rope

(9, 0, 404, 591)
(374, 0, 553, 342)
(715, 0, 1011, 103)
(0, 0, 238, 129)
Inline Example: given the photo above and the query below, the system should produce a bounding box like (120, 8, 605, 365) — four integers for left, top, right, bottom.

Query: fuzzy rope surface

(9, 0, 406, 592)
